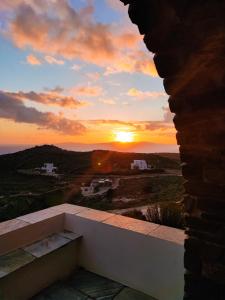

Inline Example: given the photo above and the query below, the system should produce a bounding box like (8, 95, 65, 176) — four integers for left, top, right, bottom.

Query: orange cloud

(71, 85, 103, 97)
(86, 119, 173, 133)
(105, 51, 157, 76)
(0, 0, 25, 10)
(144, 121, 173, 131)
(7, 2, 116, 63)
(0, 90, 86, 135)
(127, 88, 166, 100)
(115, 32, 141, 48)
(86, 119, 139, 131)
(2, 0, 156, 76)
(44, 56, 64, 65)
(7, 90, 86, 108)
(98, 98, 116, 105)
(26, 54, 41, 65)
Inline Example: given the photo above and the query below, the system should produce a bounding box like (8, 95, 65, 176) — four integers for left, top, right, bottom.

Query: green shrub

(146, 202, 184, 229)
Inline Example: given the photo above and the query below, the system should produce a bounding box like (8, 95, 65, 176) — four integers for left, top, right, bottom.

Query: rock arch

(120, 1, 225, 299)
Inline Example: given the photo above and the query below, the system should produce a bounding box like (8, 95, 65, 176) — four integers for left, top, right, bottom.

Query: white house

(81, 178, 113, 196)
(41, 163, 57, 175)
(80, 185, 95, 196)
(131, 160, 151, 170)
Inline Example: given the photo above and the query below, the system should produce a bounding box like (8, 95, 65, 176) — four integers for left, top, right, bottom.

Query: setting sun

(115, 131, 134, 143)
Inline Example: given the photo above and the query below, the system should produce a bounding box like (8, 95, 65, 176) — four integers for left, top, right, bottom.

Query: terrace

(0, 204, 184, 300)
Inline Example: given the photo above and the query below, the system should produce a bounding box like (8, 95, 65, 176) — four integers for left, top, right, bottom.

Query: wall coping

(0, 204, 185, 246)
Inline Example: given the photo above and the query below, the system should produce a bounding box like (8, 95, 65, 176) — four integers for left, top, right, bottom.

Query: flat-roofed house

(131, 160, 151, 170)
(41, 163, 57, 175)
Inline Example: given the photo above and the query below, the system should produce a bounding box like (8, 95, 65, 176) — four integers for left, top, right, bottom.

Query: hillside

(0, 145, 91, 174)
(0, 145, 180, 174)
(0, 142, 179, 155)
(154, 153, 180, 163)
(0, 145, 182, 222)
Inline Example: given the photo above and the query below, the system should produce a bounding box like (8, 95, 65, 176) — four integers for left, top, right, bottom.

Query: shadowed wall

(120, 1, 225, 299)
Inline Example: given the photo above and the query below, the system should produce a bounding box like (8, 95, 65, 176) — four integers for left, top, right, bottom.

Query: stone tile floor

(33, 269, 156, 300)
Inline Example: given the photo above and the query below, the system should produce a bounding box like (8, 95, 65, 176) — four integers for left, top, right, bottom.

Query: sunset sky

(0, 0, 176, 150)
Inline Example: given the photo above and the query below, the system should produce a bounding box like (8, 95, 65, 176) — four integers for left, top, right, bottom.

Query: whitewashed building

(41, 163, 57, 175)
(81, 178, 113, 196)
(81, 185, 94, 196)
(131, 160, 151, 170)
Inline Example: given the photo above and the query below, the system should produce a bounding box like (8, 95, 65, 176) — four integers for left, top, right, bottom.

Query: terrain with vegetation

(0, 145, 184, 228)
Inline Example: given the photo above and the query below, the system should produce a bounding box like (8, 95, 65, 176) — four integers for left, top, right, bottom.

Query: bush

(122, 209, 146, 221)
(146, 202, 184, 229)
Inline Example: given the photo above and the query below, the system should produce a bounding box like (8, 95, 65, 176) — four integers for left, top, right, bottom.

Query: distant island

(0, 142, 179, 155)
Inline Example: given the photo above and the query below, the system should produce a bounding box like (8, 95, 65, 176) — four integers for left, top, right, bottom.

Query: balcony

(0, 204, 185, 300)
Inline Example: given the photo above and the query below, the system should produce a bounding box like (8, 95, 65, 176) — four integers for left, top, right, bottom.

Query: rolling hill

(0, 145, 180, 174)
(0, 142, 179, 155)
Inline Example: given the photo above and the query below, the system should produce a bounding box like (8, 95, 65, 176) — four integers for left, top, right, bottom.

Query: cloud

(162, 106, 174, 123)
(87, 119, 138, 129)
(44, 55, 64, 65)
(86, 119, 172, 132)
(7, 90, 86, 108)
(71, 64, 82, 71)
(1, 0, 156, 76)
(143, 107, 174, 131)
(0, 0, 24, 11)
(107, 81, 121, 87)
(144, 121, 172, 131)
(5, 1, 119, 63)
(0, 90, 86, 135)
(105, 51, 157, 76)
(71, 85, 103, 97)
(86, 72, 100, 81)
(26, 54, 65, 66)
(26, 54, 41, 65)
(127, 88, 167, 100)
(98, 98, 116, 105)
(44, 86, 64, 93)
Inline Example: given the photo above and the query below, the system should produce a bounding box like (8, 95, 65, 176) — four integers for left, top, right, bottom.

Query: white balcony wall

(0, 204, 185, 300)
(64, 207, 184, 300)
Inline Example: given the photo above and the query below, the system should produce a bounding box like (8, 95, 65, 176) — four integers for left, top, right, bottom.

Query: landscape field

(0, 145, 184, 228)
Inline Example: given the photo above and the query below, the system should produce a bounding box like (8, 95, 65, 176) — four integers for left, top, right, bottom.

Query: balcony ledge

(0, 204, 185, 300)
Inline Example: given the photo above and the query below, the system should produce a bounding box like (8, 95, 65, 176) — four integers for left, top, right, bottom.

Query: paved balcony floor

(33, 269, 156, 300)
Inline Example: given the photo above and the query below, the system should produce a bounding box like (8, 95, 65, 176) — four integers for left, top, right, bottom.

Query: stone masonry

(120, 1, 225, 299)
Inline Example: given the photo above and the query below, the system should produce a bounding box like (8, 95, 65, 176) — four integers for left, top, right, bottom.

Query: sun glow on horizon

(114, 131, 134, 143)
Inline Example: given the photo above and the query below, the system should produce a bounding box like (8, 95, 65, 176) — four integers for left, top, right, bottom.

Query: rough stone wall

(120, 1, 225, 299)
